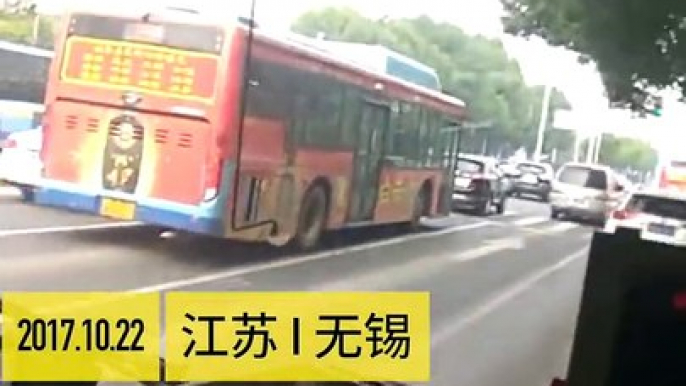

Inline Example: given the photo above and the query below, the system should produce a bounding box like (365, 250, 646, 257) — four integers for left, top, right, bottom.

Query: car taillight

(550, 378, 567, 386)
(0, 138, 16, 148)
(612, 209, 636, 220)
(673, 291, 686, 310)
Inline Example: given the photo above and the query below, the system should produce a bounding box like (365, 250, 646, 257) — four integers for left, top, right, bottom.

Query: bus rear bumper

(34, 187, 225, 237)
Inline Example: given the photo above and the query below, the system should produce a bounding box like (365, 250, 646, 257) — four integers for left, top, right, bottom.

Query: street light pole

(586, 133, 596, 163)
(534, 83, 553, 162)
(593, 132, 603, 163)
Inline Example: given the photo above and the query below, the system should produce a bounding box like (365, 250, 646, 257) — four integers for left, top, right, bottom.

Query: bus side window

(0, 49, 49, 104)
(245, 59, 292, 121)
(389, 101, 420, 167)
(427, 110, 446, 168)
(339, 86, 361, 148)
(292, 71, 344, 149)
(419, 107, 441, 168)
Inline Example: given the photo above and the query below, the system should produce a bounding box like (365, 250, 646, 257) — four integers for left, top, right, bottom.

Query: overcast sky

(34, 0, 608, 108)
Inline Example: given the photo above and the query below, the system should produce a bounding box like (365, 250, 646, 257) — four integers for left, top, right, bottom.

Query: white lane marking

(453, 237, 525, 262)
(0, 221, 143, 238)
(431, 247, 588, 346)
(547, 222, 579, 233)
(129, 221, 493, 294)
(21, 221, 494, 315)
(314, 236, 526, 291)
(512, 216, 548, 227)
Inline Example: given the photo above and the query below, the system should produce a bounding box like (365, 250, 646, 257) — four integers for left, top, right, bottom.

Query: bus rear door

(347, 100, 390, 222)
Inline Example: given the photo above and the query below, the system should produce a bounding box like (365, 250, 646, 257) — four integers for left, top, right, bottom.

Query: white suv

(550, 163, 626, 225)
(605, 189, 686, 247)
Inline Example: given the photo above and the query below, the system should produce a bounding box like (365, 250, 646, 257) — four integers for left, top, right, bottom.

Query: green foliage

(292, 8, 572, 156)
(500, 0, 684, 107)
(0, 13, 54, 48)
(598, 136, 657, 172)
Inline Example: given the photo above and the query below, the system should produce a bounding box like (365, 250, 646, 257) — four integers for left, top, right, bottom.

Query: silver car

(550, 163, 626, 225)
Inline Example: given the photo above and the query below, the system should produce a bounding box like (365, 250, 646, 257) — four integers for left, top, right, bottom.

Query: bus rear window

(628, 195, 686, 221)
(558, 166, 608, 190)
(68, 14, 224, 54)
(60, 15, 223, 100)
(518, 163, 546, 175)
(456, 159, 484, 173)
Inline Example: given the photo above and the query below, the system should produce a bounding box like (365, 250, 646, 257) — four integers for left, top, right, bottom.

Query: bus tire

(293, 184, 329, 251)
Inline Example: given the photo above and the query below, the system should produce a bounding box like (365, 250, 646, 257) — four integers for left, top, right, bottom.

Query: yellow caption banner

(165, 292, 430, 382)
(1, 292, 161, 382)
(1, 292, 429, 382)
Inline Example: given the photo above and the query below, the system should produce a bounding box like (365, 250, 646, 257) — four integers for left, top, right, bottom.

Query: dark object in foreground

(3, 382, 406, 385)
(552, 229, 686, 386)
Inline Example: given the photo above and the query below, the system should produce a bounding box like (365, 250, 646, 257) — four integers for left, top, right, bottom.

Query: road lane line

(128, 221, 493, 294)
(0, 221, 143, 238)
(512, 216, 548, 227)
(313, 236, 526, 291)
(547, 222, 579, 233)
(12, 221, 494, 316)
(453, 237, 525, 262)
(431, 247, 588, 346)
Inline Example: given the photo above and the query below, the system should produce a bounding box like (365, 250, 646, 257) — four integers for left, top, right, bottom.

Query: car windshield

(626, 194, 686, 221)
(558, 166, 608, 190)
(456, 159, 484, 173)
(518, 163, 546, 175)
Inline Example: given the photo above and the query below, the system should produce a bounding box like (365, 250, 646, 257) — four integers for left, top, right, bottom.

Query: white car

(605, 188, 686, 247)
(0, 126, 43, 200)
(550, 162, 627, 224)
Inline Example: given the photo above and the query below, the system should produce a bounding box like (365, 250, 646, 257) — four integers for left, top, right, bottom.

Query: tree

(500, 0, 684, 107)
(293, 8, 571, 158)
(598, 136, 657, 172)
(0, 9, 55, 48)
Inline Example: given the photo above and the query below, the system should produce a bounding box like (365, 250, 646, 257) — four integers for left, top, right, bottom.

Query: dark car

(452, 155, 508, 215)
(510, 161, 555, 202)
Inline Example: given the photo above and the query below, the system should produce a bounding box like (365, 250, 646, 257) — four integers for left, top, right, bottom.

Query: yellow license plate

(100, 197, 136, 220)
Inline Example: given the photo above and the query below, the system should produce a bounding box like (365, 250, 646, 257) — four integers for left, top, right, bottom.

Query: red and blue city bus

(37, 7, 467, 249)
(656, 158, 686, 193)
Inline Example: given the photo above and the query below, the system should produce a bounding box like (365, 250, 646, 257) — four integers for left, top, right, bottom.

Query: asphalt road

(0, 188, 596, 386)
